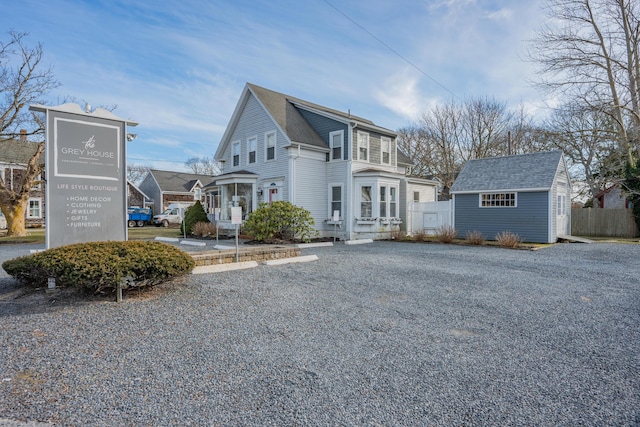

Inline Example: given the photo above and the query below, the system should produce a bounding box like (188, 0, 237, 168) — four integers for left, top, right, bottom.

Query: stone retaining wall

(191, 246, 301, 266)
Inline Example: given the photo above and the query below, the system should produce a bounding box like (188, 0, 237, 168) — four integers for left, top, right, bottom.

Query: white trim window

(379, 185, 398, 217)
(381, 137, 391, 165)
(265, 131, 276, 161)
(390, 186, 397, 217)
(232, 141, 240, 167)
(480, 192, 517, 207)
(329, 184, 343, 218)
(357, 131, 369, 162)
(360, 185, 373, 217)
(557, 194, 566, 215)
(28, 197, 42, 218)
(330, 130, 343, 161)
(248, 136, 257, 164)
(379, 186, 387, 218)
(194, 187, 202, 201)
(33, 173, 42, 190)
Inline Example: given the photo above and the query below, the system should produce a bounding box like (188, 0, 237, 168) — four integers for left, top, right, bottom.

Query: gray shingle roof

(0, 139, 44, 165)
(450, 151, 564, 193)
(248, 84, 327, 149)
(247, 83, 398, 149)
(149, 169, 217, 193)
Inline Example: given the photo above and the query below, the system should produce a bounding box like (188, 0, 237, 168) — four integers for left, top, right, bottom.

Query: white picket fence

(408, 200, 453, 235)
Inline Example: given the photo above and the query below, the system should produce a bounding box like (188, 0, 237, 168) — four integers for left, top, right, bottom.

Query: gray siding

(454, 191, 550, 243)
(351, 129, 396, 166)
(139, 174, 162, 216)
(296, 109, 348, 159)
(222, 93, 290, 201)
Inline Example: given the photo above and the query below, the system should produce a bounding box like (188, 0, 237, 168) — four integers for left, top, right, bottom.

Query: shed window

(480, 192, 517, 207)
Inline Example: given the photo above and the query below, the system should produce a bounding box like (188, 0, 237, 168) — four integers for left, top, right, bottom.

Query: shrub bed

(243, 201, 316, 243)
(2, 240, 195, 293)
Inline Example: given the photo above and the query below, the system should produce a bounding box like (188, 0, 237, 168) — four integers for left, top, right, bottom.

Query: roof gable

(217, 83, 400, 159)
(149, 169, 217, 193)
(451, 151, 565, 193)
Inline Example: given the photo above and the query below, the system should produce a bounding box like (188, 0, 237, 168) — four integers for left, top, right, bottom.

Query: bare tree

(127, 163, 150, 185)
(530, 0, 640, 166)
(546, 103, 620, 201)
(0, 31, 58, 236)
(185, 155, 221, 176)
(398, 97, 542, 197)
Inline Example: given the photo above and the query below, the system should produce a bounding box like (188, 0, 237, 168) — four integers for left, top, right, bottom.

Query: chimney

(20, 129, 27, 142)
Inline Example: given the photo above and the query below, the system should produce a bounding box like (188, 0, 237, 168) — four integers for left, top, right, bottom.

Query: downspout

(290, 144, 300, 205)
(348, 123, 357, 241)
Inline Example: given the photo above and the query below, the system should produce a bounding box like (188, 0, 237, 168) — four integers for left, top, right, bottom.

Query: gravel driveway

(0, 241, 639, 426)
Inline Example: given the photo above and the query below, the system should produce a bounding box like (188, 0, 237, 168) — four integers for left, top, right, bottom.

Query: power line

(322, 0, 461, 101)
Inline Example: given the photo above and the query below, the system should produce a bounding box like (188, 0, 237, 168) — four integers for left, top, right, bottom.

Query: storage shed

(450, 151, 571, 243)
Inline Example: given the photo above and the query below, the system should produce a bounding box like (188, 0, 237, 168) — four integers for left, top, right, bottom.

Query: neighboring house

(127, 180, 152, 209)
(0, 135, 45, 227)
(450, 150, 571, 243)
(594, 184, 632, 209)
(212, 83, 438, 240)
(138, 169, 216, 216)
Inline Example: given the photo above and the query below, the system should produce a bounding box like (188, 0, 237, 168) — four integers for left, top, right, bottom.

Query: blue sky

(2, 0, 547, 172)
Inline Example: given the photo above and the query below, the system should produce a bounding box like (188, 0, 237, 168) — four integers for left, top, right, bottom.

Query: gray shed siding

(454, 191, 550, 243)
(296, 109, 347, 159)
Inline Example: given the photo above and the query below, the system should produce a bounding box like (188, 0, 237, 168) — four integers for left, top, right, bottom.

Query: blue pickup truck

(127, 207, 153, 227)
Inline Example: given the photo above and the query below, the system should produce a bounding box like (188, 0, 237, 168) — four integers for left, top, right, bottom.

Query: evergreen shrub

(181, 201, 209, 235)
(2, 240, 195, 293)
(242, 201, 316, 243)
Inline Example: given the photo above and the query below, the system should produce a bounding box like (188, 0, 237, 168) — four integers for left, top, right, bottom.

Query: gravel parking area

(0, 241, 639, 426)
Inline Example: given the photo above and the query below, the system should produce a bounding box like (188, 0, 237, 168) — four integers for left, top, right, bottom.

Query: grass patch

(0, 226, 182, 244)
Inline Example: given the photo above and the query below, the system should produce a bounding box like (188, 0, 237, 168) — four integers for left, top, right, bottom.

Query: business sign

(30, 103, 137, 248)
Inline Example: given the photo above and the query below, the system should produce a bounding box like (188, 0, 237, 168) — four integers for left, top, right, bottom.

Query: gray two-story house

(213, 83, 437, 240)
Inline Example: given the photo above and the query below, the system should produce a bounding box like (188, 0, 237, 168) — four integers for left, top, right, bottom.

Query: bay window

(360, 186, 372, 217)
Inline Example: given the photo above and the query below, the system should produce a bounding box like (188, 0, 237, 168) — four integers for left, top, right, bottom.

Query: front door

(269, 187, 280, 203)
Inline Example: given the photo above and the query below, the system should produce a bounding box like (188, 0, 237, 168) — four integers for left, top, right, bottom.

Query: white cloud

(486, 8, 514, 20)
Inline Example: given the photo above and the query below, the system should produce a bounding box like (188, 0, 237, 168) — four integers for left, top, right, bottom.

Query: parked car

(153, 203, 192, 227)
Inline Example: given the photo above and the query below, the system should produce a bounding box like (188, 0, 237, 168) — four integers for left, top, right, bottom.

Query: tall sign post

(29, 103, 137, 248)
(231, 206, 243, 263)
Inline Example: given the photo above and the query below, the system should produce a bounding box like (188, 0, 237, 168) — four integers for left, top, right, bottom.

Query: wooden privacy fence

(571, 208, 638, 237)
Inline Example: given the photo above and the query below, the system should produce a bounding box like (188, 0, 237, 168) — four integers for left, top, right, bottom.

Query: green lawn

(0, 225, 183, 244)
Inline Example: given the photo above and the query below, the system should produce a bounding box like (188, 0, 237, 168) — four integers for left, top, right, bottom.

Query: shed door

(557, 194, 568, 235)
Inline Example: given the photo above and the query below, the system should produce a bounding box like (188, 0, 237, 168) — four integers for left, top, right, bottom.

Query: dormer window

(381, 137, 391, 165)
(357, 131, 369, 162)
(330, 130, 343, 161)
(194, 187, 202, 201)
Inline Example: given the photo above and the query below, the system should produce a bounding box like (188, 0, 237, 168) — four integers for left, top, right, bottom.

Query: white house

(212, 83, 438, 240)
